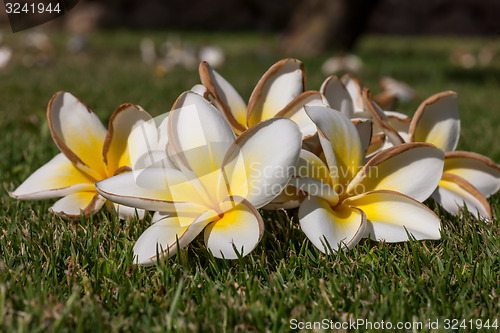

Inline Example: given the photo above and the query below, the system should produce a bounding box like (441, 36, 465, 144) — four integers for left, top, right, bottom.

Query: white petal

(347, 143, 444, 202)
(344, 190, 441, 242)
(306, 106, 365, 186)
(386, 111, 411, 142)
(103, 104, 153, 174)
(341, 73, 364, 111)
(275, 91, 328, 139)
(247, 58, 305, 127)
(218, 117, 302, 208)
(352, 119, 372, 157)
(362, 89, 404, 146)
(127, 114, 175, 170)
(169, 91, 236, 177)
(294, 149, 332, 184)
(320, 75, 354, 118)
(199, 61, 247, 133)
(299, 196, 366, 254)
(50, 191, 106, 219)
(444, 151, 500, 198)
(190, 84, 209, 97)
(47, 91, 107, 179)
(133, 211, 213, 265)
(10, 153, 95, 200)
(409, 91, 459, 152)
(289, 149, 338, 204)
(432, 173, 491, 219)
(95, 167, 209, 212)
(204, 197, 264, 259)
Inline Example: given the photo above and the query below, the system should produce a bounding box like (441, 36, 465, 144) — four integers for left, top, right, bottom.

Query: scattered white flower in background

(139, 36, 226, 76)
(374, 76, 416, 110)
(321, 54, 363, 75)
(450, 44, 496, 69)
(140, 38, 157, 65)
(0, 46, 12, 70)
(198, 45, 225, 68)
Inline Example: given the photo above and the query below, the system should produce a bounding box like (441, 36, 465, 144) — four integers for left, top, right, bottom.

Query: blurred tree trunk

(281, 0, 380, 56)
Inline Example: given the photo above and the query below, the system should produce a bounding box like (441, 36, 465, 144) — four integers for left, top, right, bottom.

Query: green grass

(1, 30, 500, 332)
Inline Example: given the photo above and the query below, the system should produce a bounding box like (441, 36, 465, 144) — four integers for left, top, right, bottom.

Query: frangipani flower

(199, 58, 327, 138)
(363, 89, 500, 218)
(374, 76, 416, 110)
(9, 91, 152, 219)
(408, 91, 500, 218)
(320, 75, 411, 155)
(290, 106, 444, 253)
(95, 91, 302, 264)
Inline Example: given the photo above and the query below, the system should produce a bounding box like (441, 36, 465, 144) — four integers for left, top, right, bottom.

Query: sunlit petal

(133, 211, 215, 265)
(344, 190, 441, 242)
(169, 91, 236, 177)
(444, 151, 500, 198)
(275, 91, 328, 139)
(10, 153, 95, 200)
(247, 58, 305, 127)
(219, 117, 302, 208)
(409, 91, 459, 152)
(433, 173, 491, 218)
(299, 196, 366, 254)
(204, 197, 264, 259)
(47, 91, 107, 179)
(347, 143, 444, 202)
(306, 106, 364, 186)
(49, 191, 106, 219)
(95, 168, 209, 212)
(190, 83, 210, 97)
(103, 103, 153, 174)
(199, 61, 247, 133)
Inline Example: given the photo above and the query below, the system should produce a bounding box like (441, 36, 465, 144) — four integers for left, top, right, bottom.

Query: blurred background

(3, 0, 500, 54)
(0, 0, 499, 159)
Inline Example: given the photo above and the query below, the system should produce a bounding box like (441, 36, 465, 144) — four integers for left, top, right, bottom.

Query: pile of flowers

(10, 58, 500, 265)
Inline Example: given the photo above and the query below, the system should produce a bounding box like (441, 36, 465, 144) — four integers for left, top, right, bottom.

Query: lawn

(1, 29, 499, 332)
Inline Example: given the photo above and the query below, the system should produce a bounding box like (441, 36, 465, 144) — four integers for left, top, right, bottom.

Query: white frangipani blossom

(96, 91, 302, 264)
(10, 91, 152, 219)
(290, 106, 444, 253)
